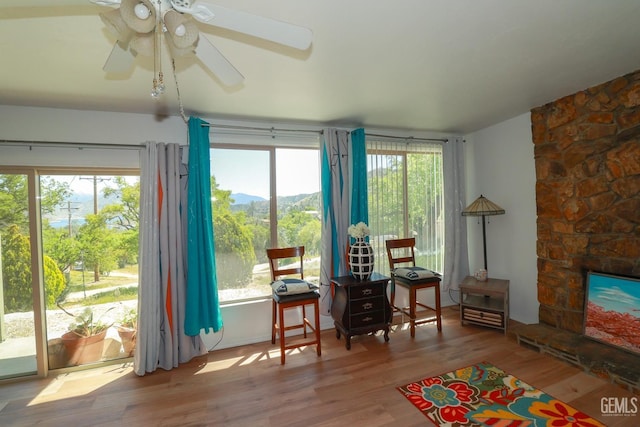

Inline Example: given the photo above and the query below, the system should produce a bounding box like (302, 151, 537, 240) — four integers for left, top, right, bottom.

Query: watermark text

(601, 397, 638, 417)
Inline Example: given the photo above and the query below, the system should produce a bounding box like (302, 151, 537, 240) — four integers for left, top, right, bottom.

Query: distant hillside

(230, 192, 321, 215)
(231, 193, 267, 205)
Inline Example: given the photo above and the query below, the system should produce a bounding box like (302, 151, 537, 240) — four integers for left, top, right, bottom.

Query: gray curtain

(135, 142, 206, 376)
(443, 136, 469, 291)
(319, 129, 351, 315)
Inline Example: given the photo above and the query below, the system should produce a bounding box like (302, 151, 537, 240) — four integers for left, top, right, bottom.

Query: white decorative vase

(349, 238, 375, 280)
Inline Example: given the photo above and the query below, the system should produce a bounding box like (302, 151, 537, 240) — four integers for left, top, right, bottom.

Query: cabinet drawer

(348, 283, 384, 299)
(462, 307, 504, 327)
(350, 310, 385, 328)
(349, 296, 385, 315)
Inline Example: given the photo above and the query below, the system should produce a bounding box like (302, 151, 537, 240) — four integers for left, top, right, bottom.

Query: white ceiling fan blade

(172, 1, 312, 50)
(103, 41, 135, 73)
(195, 35, 244, 86)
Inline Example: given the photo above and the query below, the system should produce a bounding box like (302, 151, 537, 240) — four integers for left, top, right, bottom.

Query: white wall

(0, 105, 188, 145)
(464, 113, 539, 324)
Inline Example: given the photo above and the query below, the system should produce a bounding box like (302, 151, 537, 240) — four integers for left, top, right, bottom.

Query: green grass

(62, 265, 139, 307)
(77, 286, 138, 306)
(67, 269, 137, 292)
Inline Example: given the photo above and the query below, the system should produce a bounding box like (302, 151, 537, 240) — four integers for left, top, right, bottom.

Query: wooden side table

(330, 272, 392, 350)
(459, 276, 509, 334)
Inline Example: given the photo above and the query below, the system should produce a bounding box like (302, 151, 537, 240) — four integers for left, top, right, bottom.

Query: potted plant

(59, 305, 114, 366)
(116, 307, 137, 357)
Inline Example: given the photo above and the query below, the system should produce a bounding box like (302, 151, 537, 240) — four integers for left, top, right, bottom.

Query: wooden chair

(266, 246, 321, 365)
(385, 238, 442, 337)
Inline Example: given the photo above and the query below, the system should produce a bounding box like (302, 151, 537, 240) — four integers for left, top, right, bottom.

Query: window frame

(210, 142, 321, 304)
(0, 165, 140, 378)
(366, 140, 445, 276)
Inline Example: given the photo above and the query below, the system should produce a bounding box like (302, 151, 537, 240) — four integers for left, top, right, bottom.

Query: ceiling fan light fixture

(134, 3, 151, 20)
(166, 36, 196, 57)
(163, 10, 198, 49)
(99, 9, 130, 38)
(120, 0, 157, 34)
(129, 33, 155, 57)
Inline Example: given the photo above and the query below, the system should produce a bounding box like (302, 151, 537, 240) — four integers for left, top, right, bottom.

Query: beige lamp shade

(164, 10, 199, 49)
(462, 195, 505, 271)
(129, 33, 155, 57)
(100, 9, 131, 38)
(166, 36, 197, 58)
(462, 195, 505, 216)
(120, 0, 157, 34)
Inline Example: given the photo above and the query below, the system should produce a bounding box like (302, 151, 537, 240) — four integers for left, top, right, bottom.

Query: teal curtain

(350, 128, 369, 230)
(185, 116, 223, 335)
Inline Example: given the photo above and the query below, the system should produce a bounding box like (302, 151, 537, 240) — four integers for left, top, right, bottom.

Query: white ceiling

(2, 0, 640, 134)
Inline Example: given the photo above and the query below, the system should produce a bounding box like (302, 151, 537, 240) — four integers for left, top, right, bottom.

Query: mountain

(231, 193, 267, 205)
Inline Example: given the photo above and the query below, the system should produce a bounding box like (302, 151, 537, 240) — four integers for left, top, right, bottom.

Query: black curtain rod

(0, 140, 143, 150)
(365, 133, 448, 143)
(201, 124, 448, 143)
(201, 123, 322, 135)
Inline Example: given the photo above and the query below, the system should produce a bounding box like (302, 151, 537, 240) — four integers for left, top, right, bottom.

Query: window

(210, 146, 320, 303)
(0, 168, 140, 378)
(366, 139, 444, 275)
(41, 174, 140, 370)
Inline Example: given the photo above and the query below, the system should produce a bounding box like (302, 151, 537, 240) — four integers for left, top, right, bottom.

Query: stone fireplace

(530, 69, 640, 335)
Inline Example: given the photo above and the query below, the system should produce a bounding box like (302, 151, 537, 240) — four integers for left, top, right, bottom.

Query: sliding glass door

(0, 173, 38, 378)
(42, 174, 140, 370)
(0, 170, 140, 379)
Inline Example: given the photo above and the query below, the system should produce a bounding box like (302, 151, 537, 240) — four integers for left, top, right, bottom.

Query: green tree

(1, 225, 66, 312)
(211, 177, 255, 288)
(278, 210, 321, 254)
(42, 225, 81, 272)
(101, 177, 140, 267)
(0, 175, 28, 232)
(101, 177, 140, 231)
(43, 255, 66, 308)
(0, 175, 71, 234)
(368, 154, 404, 236)
(406, 152, 443, 250)
(1, 225, 32, 312)
(298, 219, 321, 256)
(77, 214, 118, 278)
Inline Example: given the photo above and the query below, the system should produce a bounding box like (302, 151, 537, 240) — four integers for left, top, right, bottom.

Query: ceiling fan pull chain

(172, 58, 188, 124)
(151, 0, 165, 98)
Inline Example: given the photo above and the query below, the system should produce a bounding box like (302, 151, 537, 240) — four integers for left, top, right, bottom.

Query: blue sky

(211, 148, 319, 199)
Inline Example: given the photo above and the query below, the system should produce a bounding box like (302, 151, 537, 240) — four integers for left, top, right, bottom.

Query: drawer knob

(362, 289, 373, 296)
(363, 302, 373, 310)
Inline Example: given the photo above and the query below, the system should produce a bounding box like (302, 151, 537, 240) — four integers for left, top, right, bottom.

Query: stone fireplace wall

(530, 69, 640, 334)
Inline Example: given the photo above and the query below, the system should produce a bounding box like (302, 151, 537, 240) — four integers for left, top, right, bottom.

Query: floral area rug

(397, 361, 605, 426)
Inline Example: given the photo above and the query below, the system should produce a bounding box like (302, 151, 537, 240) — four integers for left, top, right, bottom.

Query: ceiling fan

(81, 0, 312, 89)
(95, 0, 312, 90)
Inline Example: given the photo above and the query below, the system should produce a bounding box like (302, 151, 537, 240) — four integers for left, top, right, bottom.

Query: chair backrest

(266, 246, 305, 281)
(385, 238, 417, 270)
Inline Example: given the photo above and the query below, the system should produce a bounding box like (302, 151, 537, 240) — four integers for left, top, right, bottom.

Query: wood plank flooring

(1, 307, 638, 426)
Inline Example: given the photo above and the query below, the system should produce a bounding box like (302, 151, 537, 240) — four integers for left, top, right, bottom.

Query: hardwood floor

(0, 307, 638, 426)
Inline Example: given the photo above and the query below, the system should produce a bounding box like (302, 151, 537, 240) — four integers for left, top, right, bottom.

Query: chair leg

(271, 299, 277, 344)
(278, 304, 286, 365)
(302, 305, 308, 338)
(435, 285, 442, 332)
(409, 287, 417, 338)
(314, 300, 321, 357)
(389, 278, 396, 308)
